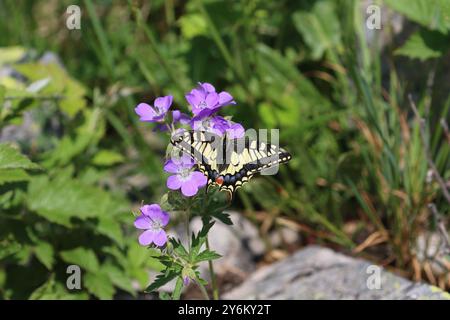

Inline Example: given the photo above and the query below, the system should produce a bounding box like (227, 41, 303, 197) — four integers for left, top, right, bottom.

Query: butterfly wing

(171, 130, 291, 197)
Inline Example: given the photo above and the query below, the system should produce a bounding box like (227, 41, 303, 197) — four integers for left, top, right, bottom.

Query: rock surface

(223, 245, 450, 300)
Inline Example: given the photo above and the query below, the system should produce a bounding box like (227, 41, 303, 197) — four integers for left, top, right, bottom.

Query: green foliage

(0, 51, 156, 299)
(385, 0, 450, 33)
(0, 0, 449, 298)
(395, 29, 450, 60)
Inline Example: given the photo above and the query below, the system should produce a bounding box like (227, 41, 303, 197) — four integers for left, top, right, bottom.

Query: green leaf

(60, 247, 100, 272)
(29, 277, 88, 300)
(194, 250, 222, 263)
(385, 0, 450, 32)
(84, 271, 115, 299)
(27, 174, 126, 227)
(178, 13, 208, 39)
(0, 168, 30, 185)
(212, 211, 233, 225)
(170, 238, 189, 259)
(159, 291, 172, 300)
(0, 238, 22, 259)
(96, 216, 124, 245)
(190, 221, 215, 260)
(92, 150, 124, 166)
(34, 241, 54, 270)
(0, 143, 40, 170)
(0, 46, 26, 64)
(102, 262, 135, 296)
(145, 270, 178, 293)
(395, 28, 450, 60)
(14, 63, 87, 117)
(0, 84, 5, 106)
(292, 0, 341, 60)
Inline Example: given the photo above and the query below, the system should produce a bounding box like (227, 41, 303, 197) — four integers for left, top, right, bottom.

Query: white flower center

(178, 167, 192, 181)
(198, 101, 207, 109)
(150, 218, 162, 231)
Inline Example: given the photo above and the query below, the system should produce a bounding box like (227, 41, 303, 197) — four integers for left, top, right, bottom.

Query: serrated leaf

(385, 0, 450, 32)
(29, 277, 88, 300)
(0, 168, 30, 184)
(0, 239, 22, 259)
(34, 241, 54, 270)
(292, 1, 341, 60)
(14, 63, 87, 117)
(27, 174, 126, 227)
(212, 211, 233, 225)
(96, 216, 124, 245)
(84, 271, 115, 300)
(190, 221, 215, 260)
(170, 238, 189, 259)
(102, 262, 135, 296)
(395, 28, 450, 60)
(60, 247, 99, 272)
(194, 250, 222, 263)
(145, 271, 178, 293)
(0, 143, 40, 170)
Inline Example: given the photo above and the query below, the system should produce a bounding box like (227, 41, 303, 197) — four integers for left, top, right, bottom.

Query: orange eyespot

(215, 176, 224, 185)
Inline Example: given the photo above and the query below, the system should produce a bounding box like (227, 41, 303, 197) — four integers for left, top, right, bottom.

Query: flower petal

(164, 159, 179, 174)
(205, 92, 219, 109)
(135, 103, 157, 121)
(140, 204, 162, 216)
(181, 181, 199, 197)
(148, 208, 170, 226)
(185, 93, 200, 109)
(227, 123, 245, 139)
(200, 82, 215, 93)
(167, 175, 182, 190)
(190, 171, 207, 188)
(153, 230, 168, 247)
(139, 230, 156, 246)
(134, 215, 151, 229)
(154, 95, 173, 113)
(172, 110, 190, 125)
(218, 91, 235, 106)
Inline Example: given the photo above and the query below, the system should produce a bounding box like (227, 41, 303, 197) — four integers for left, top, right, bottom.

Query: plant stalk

(206, 236, 219, 300)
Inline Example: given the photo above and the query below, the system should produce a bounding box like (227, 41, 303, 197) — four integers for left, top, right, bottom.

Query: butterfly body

(171, 130, 291, 197)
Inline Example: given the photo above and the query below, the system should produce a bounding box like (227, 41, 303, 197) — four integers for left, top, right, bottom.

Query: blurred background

(0, 0, 449, 299)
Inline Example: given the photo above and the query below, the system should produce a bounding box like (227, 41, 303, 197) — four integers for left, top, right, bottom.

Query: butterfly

(170, 130, 291, 197)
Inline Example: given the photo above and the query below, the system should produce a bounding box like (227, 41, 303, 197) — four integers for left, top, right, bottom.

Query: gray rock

(223, 245, 450, 300)
(415, 232, 450, 275)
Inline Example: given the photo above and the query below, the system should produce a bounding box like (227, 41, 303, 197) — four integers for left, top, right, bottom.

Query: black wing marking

(171, 130, 291, 198)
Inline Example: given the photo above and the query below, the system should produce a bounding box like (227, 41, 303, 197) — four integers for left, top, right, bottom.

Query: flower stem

(195, 280, 210, 300)
(186, 206, 191, 248)
(206, 237, 219, 300)
(172, 277, 183, 300)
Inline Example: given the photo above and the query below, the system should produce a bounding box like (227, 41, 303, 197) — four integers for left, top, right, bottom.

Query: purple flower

(172, 110, 190, 125)
(185, 83, 234, 119)
(134, 204, 170, 247)
(164, 155, 207, 197)
(135, 95, 173, 122)
(191, 115, 245, 138)
(225, 122, 245, 139)
(183, 277, 190, 286)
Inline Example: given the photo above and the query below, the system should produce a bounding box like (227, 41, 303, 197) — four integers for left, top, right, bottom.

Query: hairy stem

(206, 236, 219, 300)
(195, 280, 210, 300)
(172, 277, 183, 300)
